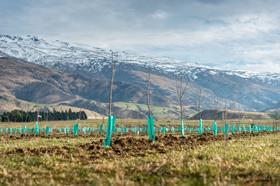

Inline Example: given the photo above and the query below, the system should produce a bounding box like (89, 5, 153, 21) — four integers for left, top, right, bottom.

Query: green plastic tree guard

(98, 124, 103, 135)
(73, 123, 79, 137)
(46, 126, 51, 136)
(103, 115, 115, 147)
(171, 127, 175, 135)
(252, 125, 257, 133)
(237, 125, 241, 134)
(248, 125, 252, 133)
(180, 120, 185, 137)
(198, 119, 204, 135)
(163, 127, 167, 136)
(231, 124, 235, 135)
(82, 128, 86, 135)
(119, 125, 123, 135)
(224, 122, 229, 138)
(8, 128, 12, 135)
(243, 125, 247, 132)
(35, 121, 40, 136)
(212, 121, 218, 137)
(147, 115, 155, 142)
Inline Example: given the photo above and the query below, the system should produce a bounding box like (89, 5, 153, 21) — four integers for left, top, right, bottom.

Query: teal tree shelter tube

(198, 119, 204, 135)
(147, 115, 155, 142)
(212, 120, 218, 137)
(231, 124, 235, 135)
(224, 122, 229, 138)
(98, 124, 103, 135)
(237, 125, 241, 134)
(45, 126, 51, 136)
(180, 119, 185, 137)
(103, 115, 115, 147)
(35, 121, 40, 136)
(72, 123, 79, 137)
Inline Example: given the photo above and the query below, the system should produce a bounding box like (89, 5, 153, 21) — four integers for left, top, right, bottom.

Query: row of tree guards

(0, 120, 278, 140)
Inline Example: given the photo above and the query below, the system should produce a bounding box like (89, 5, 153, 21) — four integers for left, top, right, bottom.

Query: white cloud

(1, 0, 280, 72)
(151, 10, 168, 20)
(85, 14, 278, 48)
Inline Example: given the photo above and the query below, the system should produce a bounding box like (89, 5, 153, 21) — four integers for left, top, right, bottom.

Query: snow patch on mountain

(0, 34, 279, 85)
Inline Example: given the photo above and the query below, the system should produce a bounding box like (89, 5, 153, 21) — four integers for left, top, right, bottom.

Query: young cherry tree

(175, 76, 189, 137)
(108, 51, 116, 116)
(147, 69, 152, 116)
(146, 69, 155, 141)
(104, 50, 116, 147)
(196, 88, 202, 119)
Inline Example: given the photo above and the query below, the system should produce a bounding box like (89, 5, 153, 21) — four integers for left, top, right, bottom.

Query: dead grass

(0, 133, 278, 185)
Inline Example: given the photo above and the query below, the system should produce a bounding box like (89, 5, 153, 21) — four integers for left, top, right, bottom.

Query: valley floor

(0, 132, 279, 185)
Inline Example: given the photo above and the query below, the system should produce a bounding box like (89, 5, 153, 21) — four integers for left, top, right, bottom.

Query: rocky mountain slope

(0, 35, 279, 117)
(0, 57, 179, 118)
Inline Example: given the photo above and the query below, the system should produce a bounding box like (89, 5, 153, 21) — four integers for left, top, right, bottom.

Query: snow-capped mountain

(0, 34, 279, 85)
(0, 34, 279, 113)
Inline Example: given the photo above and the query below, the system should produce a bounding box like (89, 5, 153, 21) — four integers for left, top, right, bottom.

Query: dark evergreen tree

(0, 109, 88, 122)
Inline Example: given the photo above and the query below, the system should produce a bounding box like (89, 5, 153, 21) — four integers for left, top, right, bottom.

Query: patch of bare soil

(79, 132, 272, 159)
(2, 132, 276, 160)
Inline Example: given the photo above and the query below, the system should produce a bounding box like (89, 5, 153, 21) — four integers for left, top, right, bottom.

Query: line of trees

(0, 109, 87, 122)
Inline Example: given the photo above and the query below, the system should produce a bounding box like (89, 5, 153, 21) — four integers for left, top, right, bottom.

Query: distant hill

(190, 110, 271, 120)
(264, 101, 280, 112)
(264, 102, 280, 120)
(0, 57, 178, 118)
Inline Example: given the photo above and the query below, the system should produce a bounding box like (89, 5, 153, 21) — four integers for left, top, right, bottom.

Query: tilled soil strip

(4, 132, 278, 160)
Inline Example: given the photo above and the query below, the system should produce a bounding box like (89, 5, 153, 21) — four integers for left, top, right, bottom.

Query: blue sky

(1, 0, 280, 72)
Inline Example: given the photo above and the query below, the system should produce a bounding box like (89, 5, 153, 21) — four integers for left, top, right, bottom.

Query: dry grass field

(0, 119, 279, 185)
(0, 132, 278, 185)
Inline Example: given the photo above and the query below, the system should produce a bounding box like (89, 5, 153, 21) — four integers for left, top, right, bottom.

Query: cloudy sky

(1, 0, 280, 72)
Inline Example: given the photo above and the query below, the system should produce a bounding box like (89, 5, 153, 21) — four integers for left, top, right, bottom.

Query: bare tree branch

(108, 51, 116, 116)
(147, 69, 152, 116)
(196, 88, 202, 118)
(175, 76, 189, 121)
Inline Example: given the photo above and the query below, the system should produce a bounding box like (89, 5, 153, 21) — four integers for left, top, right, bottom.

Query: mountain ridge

(0, 34, 279, 84)
(0, 34, 279, 115)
